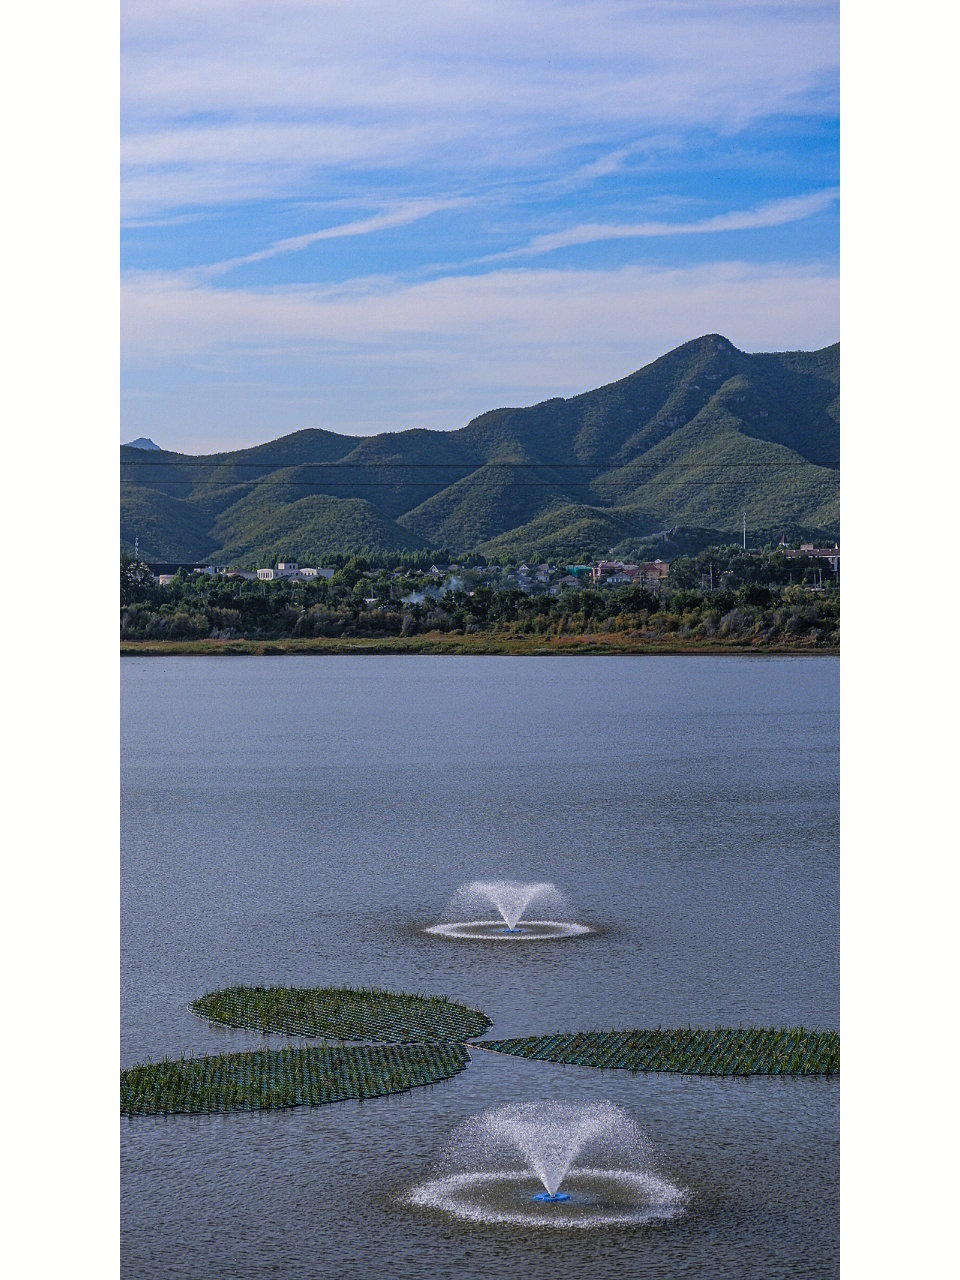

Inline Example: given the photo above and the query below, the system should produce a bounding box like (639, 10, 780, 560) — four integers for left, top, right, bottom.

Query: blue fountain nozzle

(533, 1191, 571, 1203)
(502, 926, 524, 934)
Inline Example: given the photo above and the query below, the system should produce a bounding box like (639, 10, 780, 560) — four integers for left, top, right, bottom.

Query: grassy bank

(474, 1028, 839, 1076)
(121, 632, 837, 657)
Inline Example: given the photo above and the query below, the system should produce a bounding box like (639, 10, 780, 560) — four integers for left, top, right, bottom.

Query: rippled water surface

(121, 655, 838, 1280)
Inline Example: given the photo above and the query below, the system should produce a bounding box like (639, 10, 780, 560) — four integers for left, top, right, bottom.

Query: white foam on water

(424, 919, 591, 941)
(408, 1101, 687, 1229)
(427, 881, 590, 939)
(408, 1168, 687, 1229)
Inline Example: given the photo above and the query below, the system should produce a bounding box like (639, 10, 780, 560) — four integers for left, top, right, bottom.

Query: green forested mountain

(121, 334, 839, 562)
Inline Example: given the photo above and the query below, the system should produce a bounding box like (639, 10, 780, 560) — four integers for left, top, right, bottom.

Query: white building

(257, 562, 335, 581)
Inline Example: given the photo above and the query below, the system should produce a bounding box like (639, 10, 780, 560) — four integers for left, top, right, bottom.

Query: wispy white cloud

(122, 257, 838, 441)
(123, 259, 838, 379)
(201, 199, 473, 276)
(122, 1, 839, 213)
(120, 2, 839, 446)
(571, 148, 637, 182)
(486, 189, 839, 261)
(121, 212, 209, 230)
(120, 121, 430, 169)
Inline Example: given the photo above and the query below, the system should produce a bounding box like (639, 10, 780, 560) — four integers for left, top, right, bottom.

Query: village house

(590, 559, 619, 583)
(257, 561, 333, 581)
(591, 560, 640, 584)
(146, 561, 207, 580)
(778, 541, 840, 572)
(640, 559, 670, 589)
(148, 561, 230, 584)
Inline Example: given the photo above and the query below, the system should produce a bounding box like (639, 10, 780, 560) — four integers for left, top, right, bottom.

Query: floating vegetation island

(123, 984, 839, 1117)
(475, 1028, 839, 1077)
(191, 984, 491, 1042)
(121, 1042, 470, 1115)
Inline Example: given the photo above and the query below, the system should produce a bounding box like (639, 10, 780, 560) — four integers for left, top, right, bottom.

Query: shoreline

(120, 635, 838, 657)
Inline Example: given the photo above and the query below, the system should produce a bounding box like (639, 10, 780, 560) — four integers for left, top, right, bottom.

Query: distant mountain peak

(692, 332, 735, 348)
(669, 333, 737, 355)
(123, 437, 161, 451)
(121, 336, 838, 561)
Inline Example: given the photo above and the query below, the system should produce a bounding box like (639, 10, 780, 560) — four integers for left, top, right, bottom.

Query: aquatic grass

(191, 985, 491, 1042)
(474, 1028, 839, 1076)
(120, 1042, 471, 1116)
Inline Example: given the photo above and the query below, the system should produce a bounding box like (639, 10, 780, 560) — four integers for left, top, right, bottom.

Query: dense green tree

(120, 549, 838, 647)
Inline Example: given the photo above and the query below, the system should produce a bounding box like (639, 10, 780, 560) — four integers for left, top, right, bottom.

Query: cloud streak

(122, 258, 838, 441)
(201, 199, 472, 276)
(120, 3, 839, 447)
(123, 260, 838, 374)
(488, 189, 839, 260)
(121, 1, 838, 214)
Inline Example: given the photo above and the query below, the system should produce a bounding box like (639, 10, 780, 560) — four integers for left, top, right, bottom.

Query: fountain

(408, 1100, 687, 1228)
(424, 880, 592, 941)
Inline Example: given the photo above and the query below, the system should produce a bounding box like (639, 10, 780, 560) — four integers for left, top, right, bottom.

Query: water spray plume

(409, 1100, 686, 1228)
(425, 880, 592, 941)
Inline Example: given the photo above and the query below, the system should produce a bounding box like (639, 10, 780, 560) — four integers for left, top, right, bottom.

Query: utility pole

(742, 514, 746, 551)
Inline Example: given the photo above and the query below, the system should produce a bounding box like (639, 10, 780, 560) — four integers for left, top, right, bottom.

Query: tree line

(121, 547, 838, 647)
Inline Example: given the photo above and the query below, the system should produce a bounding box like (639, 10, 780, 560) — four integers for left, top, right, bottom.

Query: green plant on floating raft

(122, 982, 840, 1117)
(120, 1042, 470, 1116)
(190, 984, 491, 1042)
(472, 1027, 839, 1076)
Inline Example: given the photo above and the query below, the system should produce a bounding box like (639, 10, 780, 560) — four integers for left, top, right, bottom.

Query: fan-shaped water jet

(424, 880, 591, 941)
(408, 1100, 687, 1228)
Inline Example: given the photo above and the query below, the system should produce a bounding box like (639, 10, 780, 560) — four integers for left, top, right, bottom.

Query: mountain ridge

(122, 334, 839, 562)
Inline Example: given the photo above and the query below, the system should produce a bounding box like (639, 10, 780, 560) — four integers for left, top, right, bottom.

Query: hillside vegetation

(122, 335, 839, 562)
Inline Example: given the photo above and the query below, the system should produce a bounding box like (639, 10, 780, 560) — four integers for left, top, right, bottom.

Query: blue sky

(121, 1, 839, 452)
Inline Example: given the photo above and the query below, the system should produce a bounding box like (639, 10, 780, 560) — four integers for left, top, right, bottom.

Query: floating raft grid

(474, 1028, 839, 1076)
(191, 985, 491, 1042)
(121, 1042, 471, 1115)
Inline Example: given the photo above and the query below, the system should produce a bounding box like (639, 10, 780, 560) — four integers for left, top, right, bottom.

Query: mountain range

(121, 334, 839, 563)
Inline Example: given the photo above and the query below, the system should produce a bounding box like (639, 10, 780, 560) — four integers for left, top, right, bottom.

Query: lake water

(121, 655, 838, 1279)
